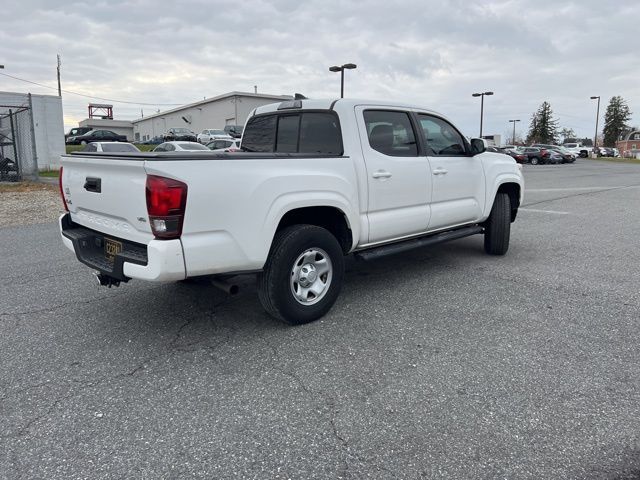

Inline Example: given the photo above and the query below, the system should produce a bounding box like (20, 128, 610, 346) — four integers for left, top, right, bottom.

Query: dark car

(67, 129, 128, 145)
(520, 147, 546, 165)
(598, 147, 615, 157)
(532, 144, 576, 163)
(224, 125, 243, 138)
(65, 127, 92, 140)
(541, 149, 564, 164)
(141, 136, 164, 145)
(503, 148, 528, 164)
(163, 128, 197, 142)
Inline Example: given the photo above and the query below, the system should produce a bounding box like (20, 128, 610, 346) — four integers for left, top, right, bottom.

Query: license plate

(104, 238, 123, 264)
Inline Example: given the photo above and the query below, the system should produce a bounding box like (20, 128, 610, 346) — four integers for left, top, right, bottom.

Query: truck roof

(252, 98, 444, 118)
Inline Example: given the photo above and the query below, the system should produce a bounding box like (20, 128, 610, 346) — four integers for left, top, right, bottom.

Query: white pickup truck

(59, 98, 524, 325)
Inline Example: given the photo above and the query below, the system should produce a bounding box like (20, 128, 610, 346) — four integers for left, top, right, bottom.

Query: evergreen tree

(526, 102, 559, 144)
(603, 96, 631, 147)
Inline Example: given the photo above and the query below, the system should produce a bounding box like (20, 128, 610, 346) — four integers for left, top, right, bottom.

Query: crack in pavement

(256, 333, 399, 479)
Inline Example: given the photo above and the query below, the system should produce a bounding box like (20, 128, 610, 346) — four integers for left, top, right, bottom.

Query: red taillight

(58, 166, 68, 212)
(145, 175, 188, 239)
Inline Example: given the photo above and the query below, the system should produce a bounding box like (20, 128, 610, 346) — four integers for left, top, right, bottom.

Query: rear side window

(299, 113, 342, 154)
(276, 115, 300, 153)
(363, 110, 418, 157)
(241, 115, 277, 152)
(102, 143, 138, 152)
(242, 111, 343, 155)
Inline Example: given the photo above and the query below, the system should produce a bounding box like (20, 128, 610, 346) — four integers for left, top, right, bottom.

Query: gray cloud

(1, 0, 637, 137)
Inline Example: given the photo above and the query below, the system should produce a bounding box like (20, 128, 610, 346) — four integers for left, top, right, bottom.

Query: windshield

(564, 143, 578, 148)
(177, 142, 209, 150)
(172, 128, 191, 134)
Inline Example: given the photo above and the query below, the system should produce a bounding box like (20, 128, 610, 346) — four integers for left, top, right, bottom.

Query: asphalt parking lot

(1, 159, 639, 479)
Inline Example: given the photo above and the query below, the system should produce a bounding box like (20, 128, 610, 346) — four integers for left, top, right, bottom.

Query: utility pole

(590, 96, 600, 152)
(57, 54, 62, 97)
(509, 119, 520, 145)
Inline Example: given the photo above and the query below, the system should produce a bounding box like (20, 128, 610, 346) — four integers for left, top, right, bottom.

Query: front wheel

(257, 225, 344, 325)
(484, 193, 511, 255)
(530, 157, 539, 165)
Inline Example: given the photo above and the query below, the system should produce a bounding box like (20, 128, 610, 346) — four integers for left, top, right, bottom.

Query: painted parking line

(519, 208, 570, 215)
(525, 186, 627, 192)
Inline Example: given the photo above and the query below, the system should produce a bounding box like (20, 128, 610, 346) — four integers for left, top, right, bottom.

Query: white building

(132, 91, 292, 142)
(78, 118, 134, 141)
(0, 91, 65, 175)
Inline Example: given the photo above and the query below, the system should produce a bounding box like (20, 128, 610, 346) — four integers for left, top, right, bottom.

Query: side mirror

(470, 138, 487, 155)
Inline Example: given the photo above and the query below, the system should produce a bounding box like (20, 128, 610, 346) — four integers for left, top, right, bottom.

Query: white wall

(133, 94, 290, 141)
(0, 91, 65, 174)
(32, 95, 65, 170)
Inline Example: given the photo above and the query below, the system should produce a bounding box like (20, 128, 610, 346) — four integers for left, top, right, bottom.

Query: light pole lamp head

(342, 63, 357, 69)
(472, 93, 481, 97)
(329, 66, 342, 72)
(484, 91, 494, 96)
(590, 96, 600, 100)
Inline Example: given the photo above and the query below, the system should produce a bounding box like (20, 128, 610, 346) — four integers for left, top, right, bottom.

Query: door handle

(432, 168, 448, 176)
(372, 170, 392, 179)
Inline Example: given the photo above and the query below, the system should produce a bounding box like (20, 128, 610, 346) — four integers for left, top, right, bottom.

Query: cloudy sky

(1, 0, 638, 139)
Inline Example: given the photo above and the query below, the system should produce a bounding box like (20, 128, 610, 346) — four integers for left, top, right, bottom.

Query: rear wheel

(257, 225, 344, 325)
(484, 193, 511, 255)
(530, 157, 539, 165)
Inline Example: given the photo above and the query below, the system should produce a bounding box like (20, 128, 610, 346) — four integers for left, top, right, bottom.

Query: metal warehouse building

(0, 91, 65, 179)
(132, 91, 292, 142)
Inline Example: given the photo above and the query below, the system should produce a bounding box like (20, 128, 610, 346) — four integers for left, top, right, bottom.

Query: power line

(0, 71, 184, 106)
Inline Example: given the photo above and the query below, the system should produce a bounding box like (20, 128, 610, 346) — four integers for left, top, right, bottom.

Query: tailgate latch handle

(84, 177, 102, 193)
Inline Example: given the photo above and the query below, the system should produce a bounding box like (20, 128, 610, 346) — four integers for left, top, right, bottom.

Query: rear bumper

(59, 213, 186, 282)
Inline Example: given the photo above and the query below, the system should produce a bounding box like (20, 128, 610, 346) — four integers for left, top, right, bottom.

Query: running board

(354, 225, 484, 261)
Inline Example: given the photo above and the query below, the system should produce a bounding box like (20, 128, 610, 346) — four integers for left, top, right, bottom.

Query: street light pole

(509, 119, 520, 145)
(329, 63, 357, 98)
(590, 96, 600, 151)
(472, 91, 494, 137)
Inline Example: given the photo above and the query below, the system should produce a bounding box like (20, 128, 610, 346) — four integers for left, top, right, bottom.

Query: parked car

(224, 125, 243, 138)
(65, 127, 92, 140)
(520, 146, 545, 165)
(562, 142, 591, 158)
(531, 144, 576, 163)
(613, 148, 620, 157)
(206, 138, 242, 152)
(163, 128, 197, 142)
(153, 141, 211, 152)
(503, 149, 528, 164)
(67, 130, 128, 145)
(59, 97, 524, 325)
(598, 147, 615, 157)
(197, 129, 232, 144)
(141, 136, 163, 145)
(82, 142, 140, 153)
(541, 149, 564, 164)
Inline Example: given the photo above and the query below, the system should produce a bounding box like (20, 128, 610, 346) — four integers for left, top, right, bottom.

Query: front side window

(418, 115, 467, 156)
(363, 110, 417, 157)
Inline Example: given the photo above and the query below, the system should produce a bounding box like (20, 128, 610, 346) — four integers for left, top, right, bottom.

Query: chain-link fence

(0, 103, 37, 182)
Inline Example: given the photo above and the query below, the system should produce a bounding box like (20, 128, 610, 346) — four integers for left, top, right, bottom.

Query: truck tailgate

(61, 155, 153, 245)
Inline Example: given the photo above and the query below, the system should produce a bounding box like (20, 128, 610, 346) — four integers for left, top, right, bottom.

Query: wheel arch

(486, 178, 522, 223)
(274, 206, 354, 254)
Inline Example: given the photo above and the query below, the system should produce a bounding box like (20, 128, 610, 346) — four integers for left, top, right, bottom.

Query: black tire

(484, 193, 511, 255)
(257, 225, 344, 325)
(530, 157, 539, 165)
